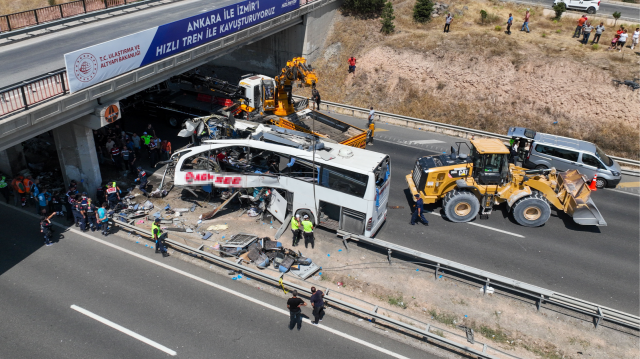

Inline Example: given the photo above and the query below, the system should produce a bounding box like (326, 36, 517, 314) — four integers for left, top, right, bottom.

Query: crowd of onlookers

(573, 15, 639, 51)
(93, 121, 172, 172)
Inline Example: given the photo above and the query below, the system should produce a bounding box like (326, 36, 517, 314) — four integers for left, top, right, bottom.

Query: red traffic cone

(588, 174, 598, 191)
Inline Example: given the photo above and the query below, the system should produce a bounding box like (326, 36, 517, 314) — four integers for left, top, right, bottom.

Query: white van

(553, 0, 600, 14)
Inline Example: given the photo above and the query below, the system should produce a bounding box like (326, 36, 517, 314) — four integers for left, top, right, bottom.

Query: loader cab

(470, 139, 511, 186)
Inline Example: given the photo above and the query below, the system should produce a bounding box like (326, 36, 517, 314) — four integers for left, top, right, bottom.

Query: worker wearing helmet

(152, 218, 169, 257)
(301, 214, 314, 249)
(291, 214, 302, 247)
(135, 167, 149, 196)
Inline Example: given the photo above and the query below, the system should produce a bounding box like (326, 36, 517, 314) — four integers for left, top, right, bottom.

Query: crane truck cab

(406, 138, 607, 227)
(238, 74, 277, 113)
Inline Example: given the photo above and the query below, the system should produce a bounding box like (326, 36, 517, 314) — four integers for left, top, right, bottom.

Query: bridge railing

(0, 0, 133, 33)
(0, 70, 69, 117)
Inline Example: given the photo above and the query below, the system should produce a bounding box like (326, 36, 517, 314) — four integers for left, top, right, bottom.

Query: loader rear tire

(443, 190, 480, 223)
(512, 192, 551, 227)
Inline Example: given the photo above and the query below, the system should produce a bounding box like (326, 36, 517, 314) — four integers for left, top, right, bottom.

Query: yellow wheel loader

(405, 138, 607, 227)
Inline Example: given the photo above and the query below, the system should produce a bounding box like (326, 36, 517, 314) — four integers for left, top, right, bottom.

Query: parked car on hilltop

(553, 0, 600, 14)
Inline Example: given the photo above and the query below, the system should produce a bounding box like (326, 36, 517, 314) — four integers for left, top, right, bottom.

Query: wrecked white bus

(170, 127, 390, 238)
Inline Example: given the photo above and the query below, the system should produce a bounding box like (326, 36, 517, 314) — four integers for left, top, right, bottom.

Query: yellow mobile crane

(406, 138, 607, 227)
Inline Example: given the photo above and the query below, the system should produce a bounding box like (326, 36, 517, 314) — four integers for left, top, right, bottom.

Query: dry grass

(1, 0, 76, 16)
(298, 0, 640, 159)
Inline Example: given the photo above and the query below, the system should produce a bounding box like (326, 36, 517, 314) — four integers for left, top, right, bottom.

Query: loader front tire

(512, 192, 551, 227)
(443, 190, 480, 223)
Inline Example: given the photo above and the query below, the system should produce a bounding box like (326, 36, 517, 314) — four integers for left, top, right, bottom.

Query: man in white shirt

(631, 27, 639, 49)
(618, 30, 628, 51)
(368, 107, 375, 125)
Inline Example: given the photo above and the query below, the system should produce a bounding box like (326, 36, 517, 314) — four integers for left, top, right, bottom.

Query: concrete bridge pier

(0, 145, 27, 177)
(52, 115, 102, 197)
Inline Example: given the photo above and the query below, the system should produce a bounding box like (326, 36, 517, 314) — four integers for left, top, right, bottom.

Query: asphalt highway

(0, 204, 438, 359)
(325, 111, 640, 315)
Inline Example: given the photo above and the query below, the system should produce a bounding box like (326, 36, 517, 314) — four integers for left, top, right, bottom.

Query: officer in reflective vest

(152, 218, 169, 257)
(0, 174, 10, 204)
(291, 214, 302, 247)
(135, 167, 149, 196)
(105, 183, 120, 209)
(301, 215, 315, 249)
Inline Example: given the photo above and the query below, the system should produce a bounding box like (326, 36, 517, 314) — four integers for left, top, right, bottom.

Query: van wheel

(512, 192, 551, 227)
(295, 209, 315, 224)
(535, 165, 548, 170)
(595, 177, 607, 189)
(587, 6, 596, 14)
(443, 190, 480, 223)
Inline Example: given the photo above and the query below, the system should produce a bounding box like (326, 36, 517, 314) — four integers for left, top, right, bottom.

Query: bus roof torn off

(168, 121, 391, 238)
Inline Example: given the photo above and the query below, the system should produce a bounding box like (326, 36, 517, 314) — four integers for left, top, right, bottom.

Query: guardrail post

(58, 5, 63, 18)
(33, 10, 39, 25)
(434, 263, 440, 281)
(387, 249, 392, 265)
(536, 294, 544, 311)
(82, 0, 87, 13)
(6, 16, 12, 31)
(483, 278, 490, 296)
(594, 306, 603, 329)
(20, 86, 29, 109)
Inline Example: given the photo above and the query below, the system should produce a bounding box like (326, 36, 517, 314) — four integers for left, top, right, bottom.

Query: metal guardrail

(0, 0, 164, 34)
(0, 70, 69, 117)
(295, 96, 640, 177)
(335, 230, 640, 333)
(110, 218, 520, 359)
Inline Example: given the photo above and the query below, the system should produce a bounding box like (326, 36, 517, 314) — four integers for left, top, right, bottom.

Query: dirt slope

(299, 0, 640, 158)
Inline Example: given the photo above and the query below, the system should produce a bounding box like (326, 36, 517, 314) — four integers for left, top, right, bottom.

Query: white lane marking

(425, 211, 525, 238)
(609, 189, 640, 197)
(70, 305, 177, 356)
(64, 226, 411, 359)
(377, 139, 444, 153)
(409, 140, 445, 145)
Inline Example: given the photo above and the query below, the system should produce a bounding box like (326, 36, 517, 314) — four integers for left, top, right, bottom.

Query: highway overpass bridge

(0, 0, 340, 194)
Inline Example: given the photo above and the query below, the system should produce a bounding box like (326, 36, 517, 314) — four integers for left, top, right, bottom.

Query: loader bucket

(556, 170, 607, 226)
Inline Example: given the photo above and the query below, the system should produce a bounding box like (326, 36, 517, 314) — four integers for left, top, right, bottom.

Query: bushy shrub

(342, 0, 386, 14)
(495, 25, 502, 31)
(413, 0, 434, 23)
(552, 2, 566, 20)
(380, 1, 395, 34)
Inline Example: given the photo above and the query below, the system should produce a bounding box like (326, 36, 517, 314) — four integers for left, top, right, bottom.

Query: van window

(535, 144, 579, 162)
(595, 146, 613, 166)
(582, 154, 604, 169)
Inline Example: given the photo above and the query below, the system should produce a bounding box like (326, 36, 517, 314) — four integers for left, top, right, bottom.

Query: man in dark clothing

(310, 286, 325, 325)
(72, 194, 84, 228)
(311, 87, 321, 111)
(287, 290, 306, 330)
(135, 167, 149, 196)
(410, 193, 429, 225)
(40, 213, 56, 246)
(65, 185, 78, 223)
(105, 183, 120, 209)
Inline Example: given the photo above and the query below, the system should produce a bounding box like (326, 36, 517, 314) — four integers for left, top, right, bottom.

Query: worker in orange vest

(11, 175, 26, 207)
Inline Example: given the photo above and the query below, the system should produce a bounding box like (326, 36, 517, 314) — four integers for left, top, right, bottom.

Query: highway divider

(109, 217, 518, 359)
(293, 95, 640, 177)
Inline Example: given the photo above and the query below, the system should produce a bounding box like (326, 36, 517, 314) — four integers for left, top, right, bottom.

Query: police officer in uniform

(105, 183, 120, 210)
(65, 185, 78, 223)
(135, 167, 149, 196)
(0, 173, 10, 203)
(410, 193, 429, 226)
(40, 212, 56, 246)
(301, 215, 315, 249)
(152, 218, 169, 257)
(291, 214, 302, 247)
(83, 195, 98, 232)
(72, 194, 84, 228)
